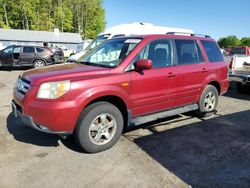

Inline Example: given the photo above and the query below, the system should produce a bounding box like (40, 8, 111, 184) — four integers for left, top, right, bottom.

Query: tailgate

(232, 55, 250, 74)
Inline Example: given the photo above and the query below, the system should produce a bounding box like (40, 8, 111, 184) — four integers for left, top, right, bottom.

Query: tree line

(218, 36, 250, 48)
(0, 0, 105, 39)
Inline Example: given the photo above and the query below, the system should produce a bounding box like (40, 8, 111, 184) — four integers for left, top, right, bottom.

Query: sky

(103, 0, 250, 40)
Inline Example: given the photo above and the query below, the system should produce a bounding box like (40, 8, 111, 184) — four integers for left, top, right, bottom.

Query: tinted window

(229, 47, 246, 55)
(23, 46, 35, 53)
(175, 40, 203, 65)
(137, 39, 172, 68)
(201, 40, 223, 62)
(112, 34, 125, 38)
(36, 47, 45, 53)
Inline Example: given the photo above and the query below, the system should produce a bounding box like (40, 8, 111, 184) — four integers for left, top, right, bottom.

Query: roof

(108, 34, 214, 41)
(0, 28, 82, 44)
(100, 22, 194, 36)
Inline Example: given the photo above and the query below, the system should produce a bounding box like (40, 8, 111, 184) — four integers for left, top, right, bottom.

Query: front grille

(15, 77, 31, 98)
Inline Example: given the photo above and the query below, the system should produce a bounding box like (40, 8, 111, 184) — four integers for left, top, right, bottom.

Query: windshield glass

(85, 34, 110, 50)
(79, 38, 141, 68)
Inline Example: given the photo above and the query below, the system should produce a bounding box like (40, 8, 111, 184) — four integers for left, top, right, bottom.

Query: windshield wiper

(79, 61, 112, 68)
(79, 61, 92, 65)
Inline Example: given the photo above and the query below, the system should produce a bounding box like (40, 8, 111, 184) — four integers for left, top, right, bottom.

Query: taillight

(45, 47, 53, 55)
(229, 57, 233, 69)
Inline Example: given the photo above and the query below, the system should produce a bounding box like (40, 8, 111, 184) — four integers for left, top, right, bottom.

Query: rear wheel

(196, 85, 218, 117)
(74, 102, 124, 153)
(33, 60, 46, 68)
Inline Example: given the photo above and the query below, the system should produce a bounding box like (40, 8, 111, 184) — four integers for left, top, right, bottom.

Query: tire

(236, 82, 247, 93)
(74, 102, 124, 153)
(33, 60, 46, 68)
(196, 85, 219, 117)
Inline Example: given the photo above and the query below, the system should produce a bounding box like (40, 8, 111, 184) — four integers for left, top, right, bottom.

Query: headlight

(37, 80, 71, 99)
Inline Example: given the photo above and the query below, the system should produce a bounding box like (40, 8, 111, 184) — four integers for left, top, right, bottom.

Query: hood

(20, 63, 110, 85)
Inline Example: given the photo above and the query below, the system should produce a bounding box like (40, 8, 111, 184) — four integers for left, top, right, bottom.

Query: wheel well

(88, 96, 128, 129)
(208, 81, 221, 94)
(33, 59, 46, 65)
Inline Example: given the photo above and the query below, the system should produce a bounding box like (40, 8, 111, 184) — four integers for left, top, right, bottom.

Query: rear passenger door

(174, 39, 207, 107)
(19, 46, 36, 65)
(130, 39, 179, 116)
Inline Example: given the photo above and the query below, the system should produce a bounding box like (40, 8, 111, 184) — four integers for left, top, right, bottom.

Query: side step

(130, 104, 199, 126)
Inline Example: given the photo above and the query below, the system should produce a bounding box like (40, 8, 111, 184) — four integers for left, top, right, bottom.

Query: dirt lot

(0, 69, 250, 188)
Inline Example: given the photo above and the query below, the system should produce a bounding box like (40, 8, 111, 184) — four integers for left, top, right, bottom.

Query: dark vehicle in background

(0, 45, 54, 68)
(51, 47, 64, 63)
(229, 46, 250, 56)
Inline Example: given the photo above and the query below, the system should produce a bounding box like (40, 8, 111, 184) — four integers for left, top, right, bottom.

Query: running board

(129, 104, 198, 126)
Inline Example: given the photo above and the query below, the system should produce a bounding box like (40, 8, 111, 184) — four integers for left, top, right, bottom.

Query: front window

(85, 34, 111, 50)
(133, 39, 173, 68)
(79, 38, 141, 68)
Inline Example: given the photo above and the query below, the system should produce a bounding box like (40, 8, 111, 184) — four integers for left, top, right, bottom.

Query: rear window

(36, 47, 45, 53)
(201, 40, 223, 62)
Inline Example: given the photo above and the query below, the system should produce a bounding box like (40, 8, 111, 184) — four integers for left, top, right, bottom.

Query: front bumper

(229, 72, 250, 85)
(11, 101, 72, 135)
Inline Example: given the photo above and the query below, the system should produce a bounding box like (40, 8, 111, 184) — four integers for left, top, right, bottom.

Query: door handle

(167, 72, 176, 78)
(202, 68, 208, 73)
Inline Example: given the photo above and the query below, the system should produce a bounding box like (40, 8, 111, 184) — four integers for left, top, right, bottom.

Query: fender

(196, 73, 220, 102)
(73, 85, 131, 126)
(32, 58, 47, 64)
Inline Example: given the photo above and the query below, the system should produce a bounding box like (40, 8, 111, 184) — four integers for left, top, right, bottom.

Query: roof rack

(166, 32, 210, 38)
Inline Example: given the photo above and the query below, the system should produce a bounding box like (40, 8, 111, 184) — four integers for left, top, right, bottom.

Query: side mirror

(134, 59, 152, 70)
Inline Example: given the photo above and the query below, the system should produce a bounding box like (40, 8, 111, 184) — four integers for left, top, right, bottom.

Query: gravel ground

(0, 69, 250, 188)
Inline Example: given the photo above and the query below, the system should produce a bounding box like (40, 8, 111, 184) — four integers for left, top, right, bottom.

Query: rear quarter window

(201, 40, 224, 62)
(36, 47, 45, 53)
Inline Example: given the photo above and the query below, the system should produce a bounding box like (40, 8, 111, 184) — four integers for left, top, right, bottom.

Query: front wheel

(74, 102, 124, 153)
(196, 85, 219, 117)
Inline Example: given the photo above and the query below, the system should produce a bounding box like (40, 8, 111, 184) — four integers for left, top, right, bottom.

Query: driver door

(0, 46, 14, 66)
(129, 39, 178, 116)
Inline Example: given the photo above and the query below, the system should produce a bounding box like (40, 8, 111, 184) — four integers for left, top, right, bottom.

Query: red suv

(12, 33, 229, 153)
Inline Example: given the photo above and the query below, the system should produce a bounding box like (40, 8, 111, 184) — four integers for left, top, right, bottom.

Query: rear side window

(175, 40, 204, 65)
(23, 46, 35, 53)
(36, 47, 45, 53)
(201, 40, 223, 62)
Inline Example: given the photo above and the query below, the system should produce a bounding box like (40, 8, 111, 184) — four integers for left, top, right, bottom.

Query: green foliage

(218, 35, 250, 48)
(241, 37, 250, 46)
(0, 0, 105, 39)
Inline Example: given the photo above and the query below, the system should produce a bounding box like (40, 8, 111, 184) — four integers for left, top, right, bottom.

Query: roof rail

(166, 32, 210, 38)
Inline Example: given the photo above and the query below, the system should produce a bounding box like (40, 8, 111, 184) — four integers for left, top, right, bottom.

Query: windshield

(230, 47, 246, 55)
(79, 38, 141, 68)
(85, 34, 110, 51)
